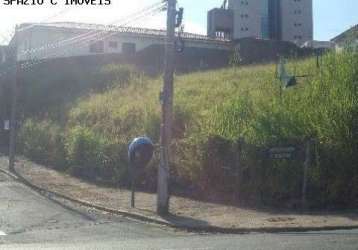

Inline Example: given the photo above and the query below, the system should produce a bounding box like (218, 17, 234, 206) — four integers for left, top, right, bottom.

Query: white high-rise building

(228, 0, 267, 40)
(209, 0, 314, 45)
(280, 0, 313, 44)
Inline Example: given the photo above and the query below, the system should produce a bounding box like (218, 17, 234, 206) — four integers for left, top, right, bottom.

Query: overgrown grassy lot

(18, 50, 358, 208)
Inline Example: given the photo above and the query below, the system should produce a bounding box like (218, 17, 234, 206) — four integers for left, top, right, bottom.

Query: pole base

(157, 205, 169, 216)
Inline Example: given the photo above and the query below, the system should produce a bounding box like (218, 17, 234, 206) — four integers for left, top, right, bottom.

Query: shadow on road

(161, 213, 209, 228)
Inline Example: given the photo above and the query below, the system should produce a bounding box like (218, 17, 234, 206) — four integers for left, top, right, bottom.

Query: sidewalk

(1, 156, 358, 232)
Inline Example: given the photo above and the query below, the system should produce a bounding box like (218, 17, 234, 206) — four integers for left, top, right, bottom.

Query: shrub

(64, 126, 131, 184)
(65, 126, 107, 180)
(18, 119, 67, 169)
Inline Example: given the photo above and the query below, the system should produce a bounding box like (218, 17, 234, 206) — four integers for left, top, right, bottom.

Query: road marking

(0, 231, 7, 236)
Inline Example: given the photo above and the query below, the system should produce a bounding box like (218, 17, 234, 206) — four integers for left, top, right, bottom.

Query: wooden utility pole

(157, 0, 177, 215)
(9, 26, 18, 173)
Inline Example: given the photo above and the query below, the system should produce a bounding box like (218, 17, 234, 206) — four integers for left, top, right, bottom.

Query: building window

(240, 1, 248, 5)
(240, 14, 249, 18)
(89, 41, 104, 53)
(122, 43, 136, 55)
(109, 41, 118, 49)
(294, 10, 302, 14)
(294, 23, 302, 27)
(294, 35, 302, 40)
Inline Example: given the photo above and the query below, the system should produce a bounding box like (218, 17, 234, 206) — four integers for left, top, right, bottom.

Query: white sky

(0, 0, 205, 45)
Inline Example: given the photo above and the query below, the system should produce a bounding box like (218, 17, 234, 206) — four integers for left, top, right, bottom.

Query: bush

(19, 119, 67, 169)
(65, 126, 106, 180)
(64, 126, 130, 184)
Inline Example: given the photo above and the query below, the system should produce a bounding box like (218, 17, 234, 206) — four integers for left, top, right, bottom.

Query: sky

(0, 0, 357, 45)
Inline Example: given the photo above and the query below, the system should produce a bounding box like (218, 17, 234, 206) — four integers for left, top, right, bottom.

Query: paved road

(0, 172, 358, 250)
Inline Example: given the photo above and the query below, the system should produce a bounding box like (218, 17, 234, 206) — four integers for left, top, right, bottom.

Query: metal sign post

(128, 137, 154, 209)
(130, 161, 136, 208)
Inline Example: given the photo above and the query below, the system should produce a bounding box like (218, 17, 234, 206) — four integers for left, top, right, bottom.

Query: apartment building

(208, 0, 313, 45)
(280, 0, 313, 44)
(228, 0, 265, 40)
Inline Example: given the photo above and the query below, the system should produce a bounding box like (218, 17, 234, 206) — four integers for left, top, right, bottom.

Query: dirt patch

(4, 157, 358, 230)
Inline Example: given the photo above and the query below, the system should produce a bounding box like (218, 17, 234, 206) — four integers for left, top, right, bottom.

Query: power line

(17, 7, 71, 33)
(0, 8, 72, 77)
(19, 3, 166, 72)
(0, 7, 70, 45)
(13, 4, 164, 70)
(18, 1, 166, 57)
(0, 1, 166, 78)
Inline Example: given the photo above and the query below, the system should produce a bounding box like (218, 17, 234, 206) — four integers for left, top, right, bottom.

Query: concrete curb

(1, 166, 358, 234)
(0, 167, 19, 180)
(0, 167, 171, 228)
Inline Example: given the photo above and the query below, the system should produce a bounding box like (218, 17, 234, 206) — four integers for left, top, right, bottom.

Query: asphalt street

(0, 171, 358, 250)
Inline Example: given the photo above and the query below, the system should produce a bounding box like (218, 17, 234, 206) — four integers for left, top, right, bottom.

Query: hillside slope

(19, 51, 358, 208)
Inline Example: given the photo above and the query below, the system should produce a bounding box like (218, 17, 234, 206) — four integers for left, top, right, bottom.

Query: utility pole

(157, 0, 177, 215)
(9, 26, 18, 173)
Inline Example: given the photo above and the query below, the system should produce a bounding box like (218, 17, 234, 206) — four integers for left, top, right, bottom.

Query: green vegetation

(19, 119, 66, 169)
(18, 50, 358, 208)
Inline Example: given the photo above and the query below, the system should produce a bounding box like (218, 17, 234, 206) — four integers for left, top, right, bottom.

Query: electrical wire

(18, 3, 166, 72)
(0, 7, 72, 78)
(19, 1, 166, 56)
(17, 8, 71, 33)
(0, 1, 166, 78)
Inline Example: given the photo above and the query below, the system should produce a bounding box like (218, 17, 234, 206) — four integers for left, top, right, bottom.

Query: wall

(15, 37, 314, 79)
(136, 44, 231, 74)
(0, 59, 11, 148)
(0, 46, 7, 63)
(233, 37, 315, 64)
